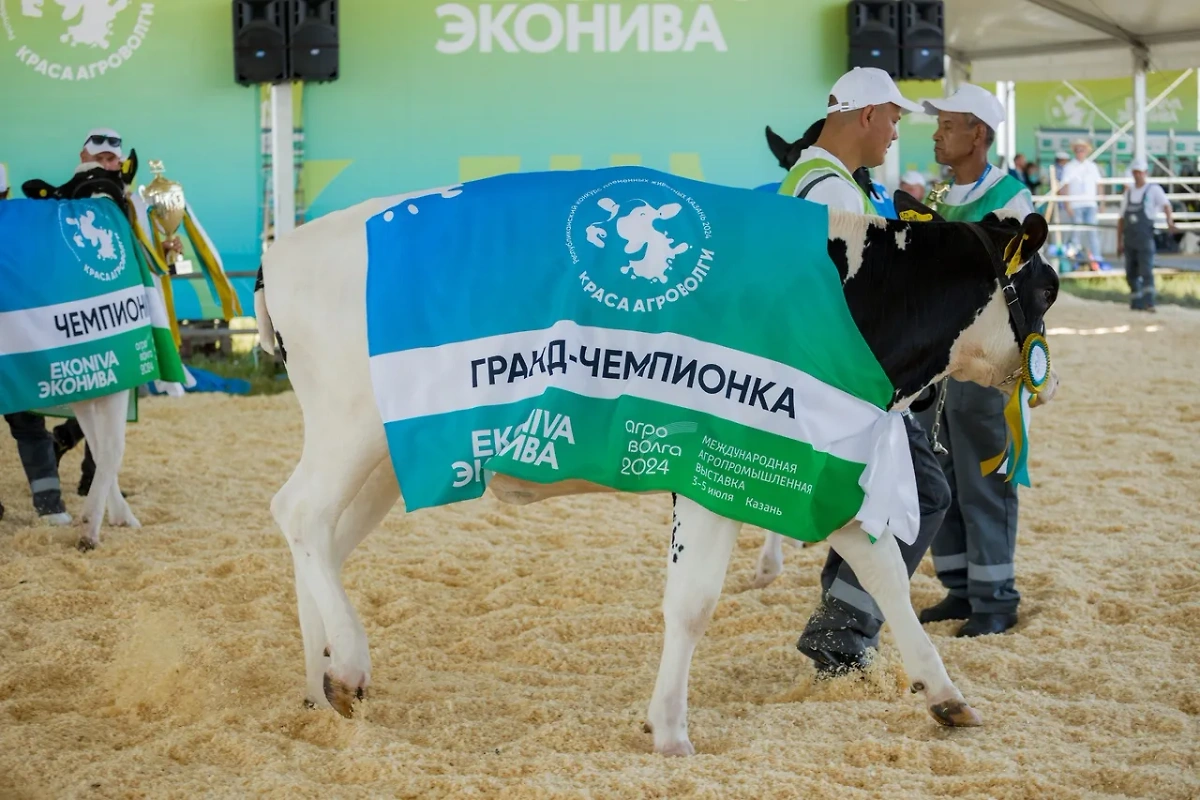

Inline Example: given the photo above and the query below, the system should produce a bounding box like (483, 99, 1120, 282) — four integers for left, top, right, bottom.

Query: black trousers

(4, 412, 65, 515)
(797, 412, 952, 659)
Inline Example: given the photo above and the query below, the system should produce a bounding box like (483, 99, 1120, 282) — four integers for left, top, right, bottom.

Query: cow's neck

(825, 212, 1005, 410)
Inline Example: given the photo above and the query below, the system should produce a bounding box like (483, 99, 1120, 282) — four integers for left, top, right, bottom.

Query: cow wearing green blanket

(254, 167, 1059, 756)
(0, 157, 186, 550)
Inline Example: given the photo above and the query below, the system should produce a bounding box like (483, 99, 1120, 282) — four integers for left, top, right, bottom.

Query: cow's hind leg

(301, 458, 401, 708)
(827, 526, 982, 727)
(73, 391, 136, 551)
(272, 414, 388, 719)
(646, 494, 742, 756)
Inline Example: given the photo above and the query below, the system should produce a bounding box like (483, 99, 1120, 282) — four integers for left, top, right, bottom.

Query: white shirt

(1119, 183, 1170, 216)
(1061, 158, 1103, 209)
(790, 147, 868, 213)
(940, 164, 1035, 218)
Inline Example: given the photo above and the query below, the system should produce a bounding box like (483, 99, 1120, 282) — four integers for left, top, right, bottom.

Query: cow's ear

(765, 126, 792, 170)
(21, 179, 57, 200)
(1002, 213, 1050, 275)
(893, 189, 944, 222)
(121, 148, 138, 184)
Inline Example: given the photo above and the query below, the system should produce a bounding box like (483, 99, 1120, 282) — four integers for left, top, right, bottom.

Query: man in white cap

(780, 67, 953, 681)
(899, 170, 927, 202)
(922, 84, 1034, 221)
(1118, 156, 1178, 311)
(914, 83, 1034, 638)
(1059, 138, 1104, 268)
(80, 127, 124, 171)
(778, 66, 924, 213)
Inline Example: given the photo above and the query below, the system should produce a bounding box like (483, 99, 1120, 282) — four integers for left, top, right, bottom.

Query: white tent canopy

(945, 0, 1200, 83)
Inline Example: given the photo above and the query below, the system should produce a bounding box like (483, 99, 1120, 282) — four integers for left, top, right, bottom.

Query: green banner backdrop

(3, 1, 1192, 283)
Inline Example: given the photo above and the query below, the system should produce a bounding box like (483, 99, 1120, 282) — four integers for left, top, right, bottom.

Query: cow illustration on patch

(566, 177, 716, 314)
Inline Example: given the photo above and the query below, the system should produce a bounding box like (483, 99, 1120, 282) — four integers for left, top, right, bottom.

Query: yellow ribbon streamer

(183, 212, 242, 318)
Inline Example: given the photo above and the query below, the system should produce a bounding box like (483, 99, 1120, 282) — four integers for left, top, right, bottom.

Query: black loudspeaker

(847, 1, 900, 78)
(899, 0, 944, 80)
(233, 0, 289, 85)
(290, 0, 338, 82)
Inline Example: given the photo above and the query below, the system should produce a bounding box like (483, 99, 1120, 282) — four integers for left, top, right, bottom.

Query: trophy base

(172, 259, 195, 276)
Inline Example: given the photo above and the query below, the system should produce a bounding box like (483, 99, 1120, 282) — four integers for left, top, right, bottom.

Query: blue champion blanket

(363, 166, 920, 545)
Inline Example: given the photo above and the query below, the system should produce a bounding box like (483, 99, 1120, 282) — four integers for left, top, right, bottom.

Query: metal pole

(995, 81, 1009, 164)
(1006, 81, 1017, 164)
(270, 81, 296, 241)
(1133, 48, 1149, 166)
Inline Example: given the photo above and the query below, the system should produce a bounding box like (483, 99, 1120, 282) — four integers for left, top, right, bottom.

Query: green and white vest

(778, 157, 874, 214)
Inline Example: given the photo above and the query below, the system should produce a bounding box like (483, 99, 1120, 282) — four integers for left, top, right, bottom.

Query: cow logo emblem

(59, 203, 127, 282)
(566, 176, 715, 314)
(1, 0, 156, 81)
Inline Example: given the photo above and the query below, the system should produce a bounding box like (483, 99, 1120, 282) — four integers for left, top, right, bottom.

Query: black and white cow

(253, 179, 1059, 756)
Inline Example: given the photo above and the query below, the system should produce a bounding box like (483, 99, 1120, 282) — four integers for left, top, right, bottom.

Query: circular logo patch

(58, 202, 127, 282)
(565, 177, 715, 314)
(1, 0, 156, 82)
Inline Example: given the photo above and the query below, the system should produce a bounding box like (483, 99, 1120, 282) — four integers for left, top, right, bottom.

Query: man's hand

(162, 236, 183, 255)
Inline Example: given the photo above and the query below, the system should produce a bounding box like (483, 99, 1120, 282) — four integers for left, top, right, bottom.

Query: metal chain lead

(927, 378, 949, 455)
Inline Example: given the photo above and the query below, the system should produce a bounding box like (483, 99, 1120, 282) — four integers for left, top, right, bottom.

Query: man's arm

(1157, 185, 1178, 233)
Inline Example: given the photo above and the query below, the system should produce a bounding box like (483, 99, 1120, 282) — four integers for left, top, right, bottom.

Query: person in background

(1117, 156, 1178, 312)
(1059, 139, 1104, 268)
(1, 160, 72, 526)
(915, 83, 1034, 638)
(899, 170, 927, 202)
(1053, 151, 1070, 183)
(778, 67, 952, 679)
(1008, 153, 1027, 184)
(1023, 160, 1042, 195)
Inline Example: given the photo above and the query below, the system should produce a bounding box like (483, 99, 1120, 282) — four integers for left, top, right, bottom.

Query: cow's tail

(254, 264, 277, 357)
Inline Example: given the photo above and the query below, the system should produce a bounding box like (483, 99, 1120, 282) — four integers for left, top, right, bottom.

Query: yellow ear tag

(899, 209, 933, 222)
(1003, 232, 1029, 276)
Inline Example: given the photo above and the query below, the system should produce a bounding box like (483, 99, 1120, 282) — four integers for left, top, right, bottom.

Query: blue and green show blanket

(365, 167, 919, 544)
(0, 197, 186, 416)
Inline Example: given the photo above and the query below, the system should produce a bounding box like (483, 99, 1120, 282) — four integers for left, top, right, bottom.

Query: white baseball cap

(900, 170, 927, 187)
(826, 67, 924, 115)
(921, 84, 1005, 132)
(1129, 156, 1149, 172)
(0, 162, 8, 194)
(83, 127, 123, 159)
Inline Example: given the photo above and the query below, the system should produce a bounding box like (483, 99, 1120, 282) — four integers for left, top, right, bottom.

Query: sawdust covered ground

(1, 295, 1197, 800)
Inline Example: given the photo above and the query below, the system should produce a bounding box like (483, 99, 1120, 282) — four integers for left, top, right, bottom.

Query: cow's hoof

(302, 698, 317, 710)
(929, 700, 983, 727)
(655, 739, 695, 757)
(750, 568, 780, 589)
(323, 672, 365, 718)
(642, 721, 653, 734)
(323, 645, 331, 658)
(76, 537, 96, 553)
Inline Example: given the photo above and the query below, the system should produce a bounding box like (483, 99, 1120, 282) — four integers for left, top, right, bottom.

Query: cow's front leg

(827, 525, 982, 727)
(646, 494, 741, 756)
